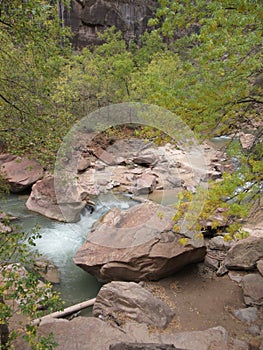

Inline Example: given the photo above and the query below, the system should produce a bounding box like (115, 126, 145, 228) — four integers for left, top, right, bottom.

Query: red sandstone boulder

(74, 202, 206, 281)
(0, 156, 43, 192)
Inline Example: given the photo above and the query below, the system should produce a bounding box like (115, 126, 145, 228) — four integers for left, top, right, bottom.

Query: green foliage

(132, 0, 263, 136)
(0, 222, 62, 348)
(178, 237, 189, 246)
(0, 0, 74, 166)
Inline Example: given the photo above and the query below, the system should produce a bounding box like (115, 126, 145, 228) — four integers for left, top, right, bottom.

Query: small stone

(232, 307, 258, 324)
(208, 170, 222, 180)
(204, 255, 219, 270)
(135, 174, 156, 194)
(0, 222, 12, 234)
(216, 262, 229, 276)
(77, 156, 91, 172)
(242, 273, 263, 306)
(246, 325, 260, 336)
(133, 153, 157, 167)
(167, 176, 182, 187)
(239, 132, 256, 149)
(228, 271, 244, 284)
(94, 163, 105, 170)
(232, 338, 249, 350)
(209, 236, 232, 251)
(34, 259, 60, 284)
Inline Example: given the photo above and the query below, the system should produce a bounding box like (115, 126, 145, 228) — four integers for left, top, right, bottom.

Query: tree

(0, 1, 68, 348)
(0, 0, 75, 166)
(130, 0, 262, 233)
(0, 222, 62, 349)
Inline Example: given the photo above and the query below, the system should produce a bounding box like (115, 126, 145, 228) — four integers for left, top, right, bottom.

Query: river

(0, 136, 236, 309)
(0, 193, 137, 308)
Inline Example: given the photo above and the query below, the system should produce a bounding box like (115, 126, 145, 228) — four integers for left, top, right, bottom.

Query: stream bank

(1, 132, 262, 349)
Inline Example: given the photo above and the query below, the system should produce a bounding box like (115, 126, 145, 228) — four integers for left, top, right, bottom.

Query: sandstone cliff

(63, 0, 157, 48)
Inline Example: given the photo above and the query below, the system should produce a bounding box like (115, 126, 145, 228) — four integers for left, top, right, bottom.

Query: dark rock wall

(63, 0, 157, 48)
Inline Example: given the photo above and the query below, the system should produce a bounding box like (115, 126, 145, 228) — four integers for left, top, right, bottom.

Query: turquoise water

(0, 193, 136, 307)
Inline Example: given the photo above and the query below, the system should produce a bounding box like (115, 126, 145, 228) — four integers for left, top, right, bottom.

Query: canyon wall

(63, 0, 157, 48)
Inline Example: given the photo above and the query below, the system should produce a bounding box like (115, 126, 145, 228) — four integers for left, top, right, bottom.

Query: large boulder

(0, 156, 43, 192)
(93, 281, 175, 329)
(74, 202, 206, 281)
(15, 315, 229, 350)
(26, 176, 87, 222)
(225, 236, 263, 270)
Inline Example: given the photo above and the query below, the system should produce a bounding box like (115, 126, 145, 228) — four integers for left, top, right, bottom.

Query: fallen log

(33, 298, 96, 326)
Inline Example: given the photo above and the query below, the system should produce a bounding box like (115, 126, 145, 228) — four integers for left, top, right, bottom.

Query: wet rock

(0, 157, 44, 192)
(225, 236, 263, 270)
(93, 281, 175, 329)
(26, 176, 86, 222)
(74, 202, 206, 281)
(241, 273, 263, 306)
(109, 344, 177, 350)
(232, 307, 258, 324)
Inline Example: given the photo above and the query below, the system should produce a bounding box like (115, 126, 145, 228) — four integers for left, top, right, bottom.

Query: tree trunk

(0, 297, 9, 350)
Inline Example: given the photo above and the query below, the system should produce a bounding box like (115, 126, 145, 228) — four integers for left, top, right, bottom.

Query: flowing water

(0, 193, 137, 307)
(0, 136, 244, 310)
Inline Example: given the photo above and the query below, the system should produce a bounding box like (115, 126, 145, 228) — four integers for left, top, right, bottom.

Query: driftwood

(33, 298, 96, 325)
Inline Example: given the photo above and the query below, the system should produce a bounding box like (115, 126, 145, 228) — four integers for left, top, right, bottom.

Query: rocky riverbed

(1, 132, 263, 349)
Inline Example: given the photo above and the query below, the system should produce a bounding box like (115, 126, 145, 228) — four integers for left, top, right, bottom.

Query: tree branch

(0, 93, 29, 115)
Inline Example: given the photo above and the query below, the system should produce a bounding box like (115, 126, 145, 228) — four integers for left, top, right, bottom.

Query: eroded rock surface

(93, 281, 175, 328)
(74, 202, 206, 281)
(26, 176, 87, 222)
